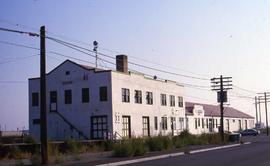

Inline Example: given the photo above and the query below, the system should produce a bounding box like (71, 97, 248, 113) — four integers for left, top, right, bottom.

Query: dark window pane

(122, 88, 130, 102)
(154, 117, 158, 130)
(82, 88, 89, 103)
(135, 90, 142, 104)
(100, 87, 107, 101)
(32, 92, 39, 106)
(33, 119, 40, 124)
(50, 91, 57, 103)
(65, 90, 72, 104)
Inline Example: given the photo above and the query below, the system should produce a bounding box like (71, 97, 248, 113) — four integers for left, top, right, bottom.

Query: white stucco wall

(186, 104, 255, 135)
(29, 60, 254, 141)
(29, 60, 113, 141)
(111, 71, 186, 138)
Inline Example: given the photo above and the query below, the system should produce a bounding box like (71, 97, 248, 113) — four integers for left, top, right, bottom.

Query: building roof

(29, 59, 184, 87)
(29, 60, 110, 80)
(185, 102, 254, 119)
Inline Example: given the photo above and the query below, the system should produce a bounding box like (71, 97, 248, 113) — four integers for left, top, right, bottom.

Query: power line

(100, 46, 211, 78)
(0, 40, 39, 50)
(233, 85, 257, 94)
(0, 40, 96, 66)
(0, 27, 39, 37)
(0, 39, 216, 91)
(0, 18, 39, 32)
(47, 36, 209, 81)
(0, 81, 27, 84)
(0, 55, 38, 65)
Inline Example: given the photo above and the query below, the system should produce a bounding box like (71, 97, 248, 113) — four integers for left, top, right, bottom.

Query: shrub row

(112, 130, 230, 157)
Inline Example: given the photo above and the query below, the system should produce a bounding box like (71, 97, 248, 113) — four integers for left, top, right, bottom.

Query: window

(50, 91, 57, 103)
(32, 92, 39, 107)
(186, 117, 189, 130)
(91, 116, 108, 139)
(65, 90, 72, 104)
(82, 88, 89, 103)
(33, 119, 40, 125)
(154, 117, 158, 130)
(161, 94, 167, 106)
(100, 86, 107, 101)
(122, 88, 130, 102)
(216, 119, 218, 128)
(122, 116, 131, 138)
(50, 91, 57, 112)
(134, 90, 142, 104)
(146, 91, 153, 105)
(198, 118, 200, 127)
(161, 117, 167, 130)
(142, 117, 150, 136)
(179, 118, 184, 130)
(226, 119, 230, 131)
(65, 71, 70, 75)
(206, 119, 209, 129)
(202, 118, 204, 128)
(178, 96, 183, 107)
(212, 119, 215, 128)
(239, 120, 242, 130)
(195, 118, 198, 129)
(171, 117, 176, 130)
(170, 95, 175, 107)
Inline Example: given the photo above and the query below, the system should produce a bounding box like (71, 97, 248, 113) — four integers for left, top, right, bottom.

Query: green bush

(147, 136, 164, 151)
(199, 133, 221, 144)
(31, 154, 41, 166)
(24, 135, 36, 144)
(103, 140, 115, 151)
(147, 136, 173, 151)
(113, 141, 134, 157)
(7, 146, 21, 159)
(131, 138, 148, 156)
(63, 139, 80, 154)
(113, 138, 148, 157)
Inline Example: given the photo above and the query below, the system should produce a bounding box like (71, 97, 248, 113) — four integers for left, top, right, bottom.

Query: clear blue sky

(1, 0, 270, 130)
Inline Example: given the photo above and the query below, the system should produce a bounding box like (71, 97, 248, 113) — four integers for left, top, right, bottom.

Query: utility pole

(93, 40, 98, 68)
(40, 26, 48, 164)
(257, 92, 270, 136)
(211, 75, 232, 143)
(264, 92, 269, 136)
(255, 96, 258, 125)
(258, 98, 262, 125)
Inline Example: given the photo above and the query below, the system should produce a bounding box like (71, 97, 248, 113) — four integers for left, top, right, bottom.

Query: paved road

(128, 135, 270, 166)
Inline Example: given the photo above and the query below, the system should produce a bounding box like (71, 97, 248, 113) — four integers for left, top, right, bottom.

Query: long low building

(28, 55, 254, 141)
(185, 102, 255, 135)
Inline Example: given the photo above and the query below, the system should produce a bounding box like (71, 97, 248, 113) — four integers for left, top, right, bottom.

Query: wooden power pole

(211, 75, 232, 143)
(258, 92, 270, 136)
(255, 96, 258, 125)
(40, 26, 49, 164)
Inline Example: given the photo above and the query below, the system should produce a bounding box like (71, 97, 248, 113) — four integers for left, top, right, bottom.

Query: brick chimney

(116, 55, 128, 73)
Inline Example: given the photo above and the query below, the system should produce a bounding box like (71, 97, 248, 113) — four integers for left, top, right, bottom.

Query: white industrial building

(29, 55, 254, 141)
(185, 102, 254, 135)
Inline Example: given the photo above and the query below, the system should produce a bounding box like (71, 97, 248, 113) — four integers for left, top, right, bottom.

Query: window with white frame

(170, 95, 175, 107)
(134, 90, 142, 104)
(122, 88, 130, 102)
(161, 94, 167, 106)
(146, 91, 153, 105)
(178, 96, 183, 107)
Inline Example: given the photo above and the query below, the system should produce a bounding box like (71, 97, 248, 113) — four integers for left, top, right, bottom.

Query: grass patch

(147, 136, 173, 151)
(113, 138, 148, 157)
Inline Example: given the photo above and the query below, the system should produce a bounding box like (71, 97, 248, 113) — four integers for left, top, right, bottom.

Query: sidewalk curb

(96, 142, 251, 166)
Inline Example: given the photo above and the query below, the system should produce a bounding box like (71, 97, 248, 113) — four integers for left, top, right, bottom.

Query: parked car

(240, 129, 259, 136)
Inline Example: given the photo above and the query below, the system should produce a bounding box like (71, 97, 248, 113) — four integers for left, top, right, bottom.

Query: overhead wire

(0, 25, 259, 103)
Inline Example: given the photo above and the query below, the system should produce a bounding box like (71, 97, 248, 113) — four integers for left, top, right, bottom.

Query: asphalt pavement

(127, 135, 270, 166)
